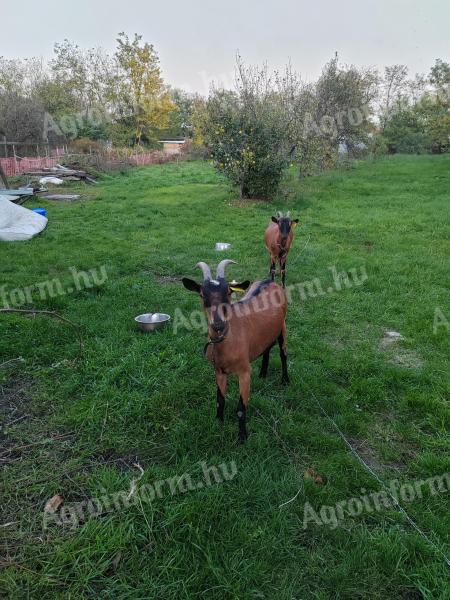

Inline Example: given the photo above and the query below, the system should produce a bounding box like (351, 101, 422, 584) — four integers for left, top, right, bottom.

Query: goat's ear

(229, 280, 250, 293)
(292, 218, 299, 228)
(182, 278, 201, 293)
(271, 216, 279, 224)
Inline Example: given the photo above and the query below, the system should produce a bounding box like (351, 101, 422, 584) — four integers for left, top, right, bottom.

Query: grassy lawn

(1, 155, 449, 599)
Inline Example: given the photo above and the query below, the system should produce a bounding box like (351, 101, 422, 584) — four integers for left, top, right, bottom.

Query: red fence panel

(0, 156, 59, 177)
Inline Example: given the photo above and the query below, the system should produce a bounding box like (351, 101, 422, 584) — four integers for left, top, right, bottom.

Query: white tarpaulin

(0, 196, 48, 241)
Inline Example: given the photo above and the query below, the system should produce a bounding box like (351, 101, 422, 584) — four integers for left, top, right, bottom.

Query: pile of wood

(0, 162, 89, 204)
(24, 164, 97, 185)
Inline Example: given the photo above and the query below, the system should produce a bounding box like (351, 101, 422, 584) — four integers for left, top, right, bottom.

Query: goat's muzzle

(211, 321, 225, 333)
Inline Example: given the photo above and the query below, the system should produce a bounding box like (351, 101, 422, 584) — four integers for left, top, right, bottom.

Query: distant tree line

(377, 60, 450, 155)
(199, 55, 449, 198)
(0, 33, 178, 151)
(0, 35, 448, 198)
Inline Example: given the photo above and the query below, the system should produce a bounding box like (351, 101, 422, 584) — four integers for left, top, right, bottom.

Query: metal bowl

(135, 313, 171, 332)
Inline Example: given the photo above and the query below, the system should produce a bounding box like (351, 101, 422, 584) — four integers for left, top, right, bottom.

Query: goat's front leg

(280, 256, 287, 288)
(237, 368, 251, 442)
(270, 257, 276, 281)
(215, 370, 227, 422)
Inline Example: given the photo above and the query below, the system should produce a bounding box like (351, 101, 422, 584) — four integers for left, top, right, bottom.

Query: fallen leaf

(304, 468, 326, 485)
(44, 494, 64, 513)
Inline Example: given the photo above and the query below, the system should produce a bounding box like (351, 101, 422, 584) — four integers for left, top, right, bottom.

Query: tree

(380, 65, 409, 124)
(0, 92, 46, 146)
(202, 58, 302, 199)
(163, 88, 201, 138)
(429, 59, 450, 89)
(295, 56, 377, 172)
(112, 33, 175, 145)
(0, 56, 46, 97)
(379, 59, 450, 154)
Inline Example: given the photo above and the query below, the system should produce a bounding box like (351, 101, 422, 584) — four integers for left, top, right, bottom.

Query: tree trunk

(240, 182, 250, 200)
(0, 163, 9, 189)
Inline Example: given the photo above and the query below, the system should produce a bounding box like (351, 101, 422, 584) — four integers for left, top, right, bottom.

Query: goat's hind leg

(259, 342, 275, 378)
(278, 324, 289, 385)
(215, 370, 227, 422)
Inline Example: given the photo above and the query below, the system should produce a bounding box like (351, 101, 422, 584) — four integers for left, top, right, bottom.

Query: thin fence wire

(304, 384, 450, 567)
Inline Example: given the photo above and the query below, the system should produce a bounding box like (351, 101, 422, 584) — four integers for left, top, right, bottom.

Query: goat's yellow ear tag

(230, 286, 245, 293)
(292, 222, 298, 229)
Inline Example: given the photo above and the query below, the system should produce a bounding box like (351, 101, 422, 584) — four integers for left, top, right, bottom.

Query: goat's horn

(195, 262, 212, 281)
(216, 259, 236, 279)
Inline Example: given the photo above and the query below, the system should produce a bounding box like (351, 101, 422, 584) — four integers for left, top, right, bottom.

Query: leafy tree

(379, 59, 450, 154)
(382, 108, 426, 153)
(113, 33, 175, 145)
(202, 59, 301, 199)
(163, 88, 201, 138)
(295, 56, 377, 172)
(429, 59, 450, 89)
(0, 92, 46, 145)
(0, 57, 46, 97)
(380, 65, 409, 125)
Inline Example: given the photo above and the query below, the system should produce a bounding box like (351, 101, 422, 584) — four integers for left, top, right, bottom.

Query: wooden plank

(42, 195, 81, 201)
(0, 188, 34, 196)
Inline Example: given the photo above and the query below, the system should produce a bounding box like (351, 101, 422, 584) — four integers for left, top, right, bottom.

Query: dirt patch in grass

(348, 437, 384, 471)
(155, 275, 182, 285)
(388, 349, 423, 369)
(380, 330, 423, 369)
(228, 198, 270, 208)
(348, 436, 406, 472)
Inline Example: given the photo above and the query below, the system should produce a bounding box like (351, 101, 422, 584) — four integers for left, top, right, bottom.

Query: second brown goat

(264, 211, 299, 287)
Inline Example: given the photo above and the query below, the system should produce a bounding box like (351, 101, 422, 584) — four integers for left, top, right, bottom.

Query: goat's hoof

(259, 371, 267, 379)
(281, 377, 290, 386)
(238, 431, 248, 443)
(216, 413, 224, 423)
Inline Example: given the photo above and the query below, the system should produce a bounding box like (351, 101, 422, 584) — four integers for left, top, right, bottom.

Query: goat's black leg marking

(270, 260, 276, 281)
(237, 396, 247, 442)
(259, 342, 275, 378)
(216, 387, 225, 422)
(259, 349, 270, 378)
(278, 332, 290, 385)
(280, 258, 287, 288)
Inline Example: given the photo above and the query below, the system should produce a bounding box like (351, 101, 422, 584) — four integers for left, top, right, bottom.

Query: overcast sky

(1, 0, 448, 93)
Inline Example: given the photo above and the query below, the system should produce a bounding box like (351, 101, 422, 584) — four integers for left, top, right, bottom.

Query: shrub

(369, 134, 389, 156)
(201, 61, 299, 200)
(202, 91, 288, 199)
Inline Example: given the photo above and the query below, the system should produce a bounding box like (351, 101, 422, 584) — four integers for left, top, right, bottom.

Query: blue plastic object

(31, 208, 47, 217)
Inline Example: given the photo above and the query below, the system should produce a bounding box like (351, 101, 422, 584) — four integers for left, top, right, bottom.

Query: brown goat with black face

(182, 259, 289, 442)
(264, 211, 299, 287)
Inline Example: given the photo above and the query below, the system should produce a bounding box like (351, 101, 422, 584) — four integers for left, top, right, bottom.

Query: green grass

(1, 155, 449, 599)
